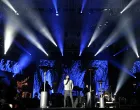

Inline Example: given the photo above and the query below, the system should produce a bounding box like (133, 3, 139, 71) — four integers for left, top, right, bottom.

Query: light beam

(2, 0, 19, 15)
(120, 0, 137, 14)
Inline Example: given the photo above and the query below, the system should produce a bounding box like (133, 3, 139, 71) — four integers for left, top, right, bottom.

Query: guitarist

(83, 84, 94, 108)
(16, 77, 29, 99)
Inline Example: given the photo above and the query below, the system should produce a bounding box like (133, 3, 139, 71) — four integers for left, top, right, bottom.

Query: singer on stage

(63, 75, 74, 107)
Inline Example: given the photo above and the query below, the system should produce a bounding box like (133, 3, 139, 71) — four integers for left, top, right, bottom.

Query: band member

(64, 75, 74, 107)
(83, 84, 94, 108)
(16, 77, 29, 99)
(83, 84, 90, 107)
(83, 85, 90, 96)
(40, 81, 52, 92)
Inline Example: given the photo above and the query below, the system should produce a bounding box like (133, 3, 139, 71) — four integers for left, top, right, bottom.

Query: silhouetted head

(86, 85, 88, 88)
(45, 81, 48, 84)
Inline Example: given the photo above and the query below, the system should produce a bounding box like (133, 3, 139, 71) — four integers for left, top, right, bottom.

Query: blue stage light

(56, 13, 59, 16)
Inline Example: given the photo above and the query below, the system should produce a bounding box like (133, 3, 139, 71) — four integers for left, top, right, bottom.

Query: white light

(41, 27, 57, 47)
(124, 17, 139, 59)
(16, 12, 19, 15)
(120, 0, 137, 14)
(2, 0, 19, 15)
(56, 13, 59, 16)
(21, 27, 49, 56)
(94, 22, 123, 56)
(4, 21, 17, 55)
(9, 104, 13, 108)
(24, 8, 57, 47)
(104, 9, 108, 11)
(88, 30, 100, 47)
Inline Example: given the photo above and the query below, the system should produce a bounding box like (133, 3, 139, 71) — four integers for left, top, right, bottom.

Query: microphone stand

(99, 81, 104, 108)
(44, 72, 46, 92)
(87, 67, 96, 108)
(39, 66, 54, 108)
(40, 70, 48, 108)
(88, 69, 92, 108)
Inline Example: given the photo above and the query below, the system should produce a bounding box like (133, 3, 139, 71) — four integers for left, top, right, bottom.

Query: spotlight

(104, 9, 108, 11)
(56, 13, 59, 16)
(2, 0, 19, 16)
(4, 19, 17, 55)
(80, 11, 83, 14)
(120, 0, 137, 14)
(61, 52, 63, 56)
(134, 76, 136, 78)
(16, 12, 19, 16)
(137, 55, 139, 58)
(9, 104, 13, 108)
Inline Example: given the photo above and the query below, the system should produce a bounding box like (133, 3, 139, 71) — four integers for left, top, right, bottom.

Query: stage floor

(26, 108, 88, 110)
(25, 106, 140, 110)
(26, 108, 103, 110)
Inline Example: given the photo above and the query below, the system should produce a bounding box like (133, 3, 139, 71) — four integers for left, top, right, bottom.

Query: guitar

(17, 77, 29, 92)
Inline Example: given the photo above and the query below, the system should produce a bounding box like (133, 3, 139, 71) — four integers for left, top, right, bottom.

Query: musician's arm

(22, 77, 29, 83)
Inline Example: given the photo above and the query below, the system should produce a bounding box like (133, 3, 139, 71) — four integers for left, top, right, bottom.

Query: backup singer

(64, 75, 74, 107)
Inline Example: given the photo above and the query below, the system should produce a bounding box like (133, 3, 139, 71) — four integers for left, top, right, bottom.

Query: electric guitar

(17, 77, 29, 92)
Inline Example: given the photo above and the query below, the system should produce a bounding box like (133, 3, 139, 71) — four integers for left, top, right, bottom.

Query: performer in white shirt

(64, 75, 74, 107)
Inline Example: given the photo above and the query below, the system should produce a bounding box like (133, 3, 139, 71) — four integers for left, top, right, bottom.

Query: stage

(27, 108, 85, 110)
(1, 0, 140, 109)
